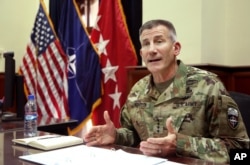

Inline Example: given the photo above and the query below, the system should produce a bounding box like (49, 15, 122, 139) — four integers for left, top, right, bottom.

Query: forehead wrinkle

(140, 31, 166, 43)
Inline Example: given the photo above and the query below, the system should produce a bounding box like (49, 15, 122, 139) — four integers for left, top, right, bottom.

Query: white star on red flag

(95, 34, 109, 55)
(92, 15, 101, 31)
(102, 59, 118, 83)
(109, 85, 121, 109)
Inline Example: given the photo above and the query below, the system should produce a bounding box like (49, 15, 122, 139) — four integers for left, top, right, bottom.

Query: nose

(148, 43, 157, 53)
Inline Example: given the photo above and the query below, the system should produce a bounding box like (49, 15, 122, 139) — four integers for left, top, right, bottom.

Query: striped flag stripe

(37, 44, 62, 117)
(48, 42, 68, 118)
(36, 82, 54, 117)
(21, 43, 37, 94)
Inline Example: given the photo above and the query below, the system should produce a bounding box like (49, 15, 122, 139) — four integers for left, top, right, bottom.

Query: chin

(147, 66, 161, 74)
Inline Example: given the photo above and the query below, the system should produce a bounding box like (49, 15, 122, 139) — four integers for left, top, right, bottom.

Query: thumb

(103, 111, 112, 125)
(166, 117, 175, 134)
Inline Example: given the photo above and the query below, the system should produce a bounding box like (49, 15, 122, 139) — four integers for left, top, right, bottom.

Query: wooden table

(1, 130, 229, 165)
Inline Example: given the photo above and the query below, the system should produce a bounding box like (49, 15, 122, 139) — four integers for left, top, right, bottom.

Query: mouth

(147, 58, 161, 63)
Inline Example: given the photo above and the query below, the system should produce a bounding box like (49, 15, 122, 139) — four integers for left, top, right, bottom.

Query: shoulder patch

(227, 107, 239, 129)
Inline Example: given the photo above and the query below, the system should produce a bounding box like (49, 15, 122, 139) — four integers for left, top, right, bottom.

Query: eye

(155, 39, 163, 44)
(142, 42, 150, 47)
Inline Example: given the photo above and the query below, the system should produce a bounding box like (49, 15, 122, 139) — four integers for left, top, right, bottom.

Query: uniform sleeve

(176, 82, 250, 163)
(114, 103, 141, 147)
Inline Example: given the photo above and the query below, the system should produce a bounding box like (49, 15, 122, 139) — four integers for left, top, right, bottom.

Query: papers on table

(19, 145, 185, 165)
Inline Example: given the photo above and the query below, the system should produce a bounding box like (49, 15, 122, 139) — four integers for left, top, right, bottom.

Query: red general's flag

(91, 0, 138, 127)
(19, 0, 69, 119)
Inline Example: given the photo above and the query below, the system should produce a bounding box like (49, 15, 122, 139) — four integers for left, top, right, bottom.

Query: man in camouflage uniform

(84, 19, 249, 163)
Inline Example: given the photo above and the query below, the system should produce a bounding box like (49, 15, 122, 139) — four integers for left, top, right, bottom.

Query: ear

(173, 42, 181, 56)
(140, 49, 142, 57)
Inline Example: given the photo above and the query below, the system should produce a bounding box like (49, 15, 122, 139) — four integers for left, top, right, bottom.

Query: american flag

(19, 0, 69, 119)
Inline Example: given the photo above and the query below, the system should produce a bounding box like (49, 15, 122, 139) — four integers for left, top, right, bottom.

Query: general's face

(139, 25, 180, 74)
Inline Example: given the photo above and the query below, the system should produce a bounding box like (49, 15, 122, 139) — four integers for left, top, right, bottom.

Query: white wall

(0, 0, 49, 72)
(224, 0, 250, 65)
(143, 0, 250, 66)
(201, 0, 226, 65)
(143, 0, 202, 64)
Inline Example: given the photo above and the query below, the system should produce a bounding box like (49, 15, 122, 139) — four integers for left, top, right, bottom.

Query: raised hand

(83, 111, 116, 146)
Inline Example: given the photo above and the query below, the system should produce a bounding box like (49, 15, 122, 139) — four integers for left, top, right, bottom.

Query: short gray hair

(139, 19, 177, 41)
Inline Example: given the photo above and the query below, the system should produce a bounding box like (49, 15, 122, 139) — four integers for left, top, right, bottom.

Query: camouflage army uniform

(115, 60, 249, 163)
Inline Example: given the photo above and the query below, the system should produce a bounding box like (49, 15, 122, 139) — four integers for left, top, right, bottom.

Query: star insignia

(102, 59, 118, 83)
(95, 34, 109, 55)
(92, 15, 101, 31)
(109, 85, 121, 109)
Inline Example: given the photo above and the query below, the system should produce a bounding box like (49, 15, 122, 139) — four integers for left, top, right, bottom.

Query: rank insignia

(227, 107, 239, 129)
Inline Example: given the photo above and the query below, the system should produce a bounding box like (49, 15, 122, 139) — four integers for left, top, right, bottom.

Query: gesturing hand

(139, 117, 177, 157)
(83, 111, 116, 146)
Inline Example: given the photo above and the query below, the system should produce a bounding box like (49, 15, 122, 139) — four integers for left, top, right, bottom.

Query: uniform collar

(172, 60, 188, 98)
(146, 60, 188, 99)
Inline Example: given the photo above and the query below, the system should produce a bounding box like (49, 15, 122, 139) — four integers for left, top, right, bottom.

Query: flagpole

(86, 0, 90, 28)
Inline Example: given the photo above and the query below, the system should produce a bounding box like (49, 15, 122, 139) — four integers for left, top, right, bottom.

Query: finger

(103, 110, 112, 125)
(147, 137, 165, 144)
(140, 142, 162, 156)
(166, 117, 175, 134)
(84, 128, 97, 139)
(85, 139, 99, 146)
(140, 141, 148, 147)
(141, 140, 161, 149)
(83, 131, 96, 141)
(83, 135, 95, 144)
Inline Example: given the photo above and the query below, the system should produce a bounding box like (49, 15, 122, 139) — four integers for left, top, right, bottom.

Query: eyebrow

(141, 34, 166, 42)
